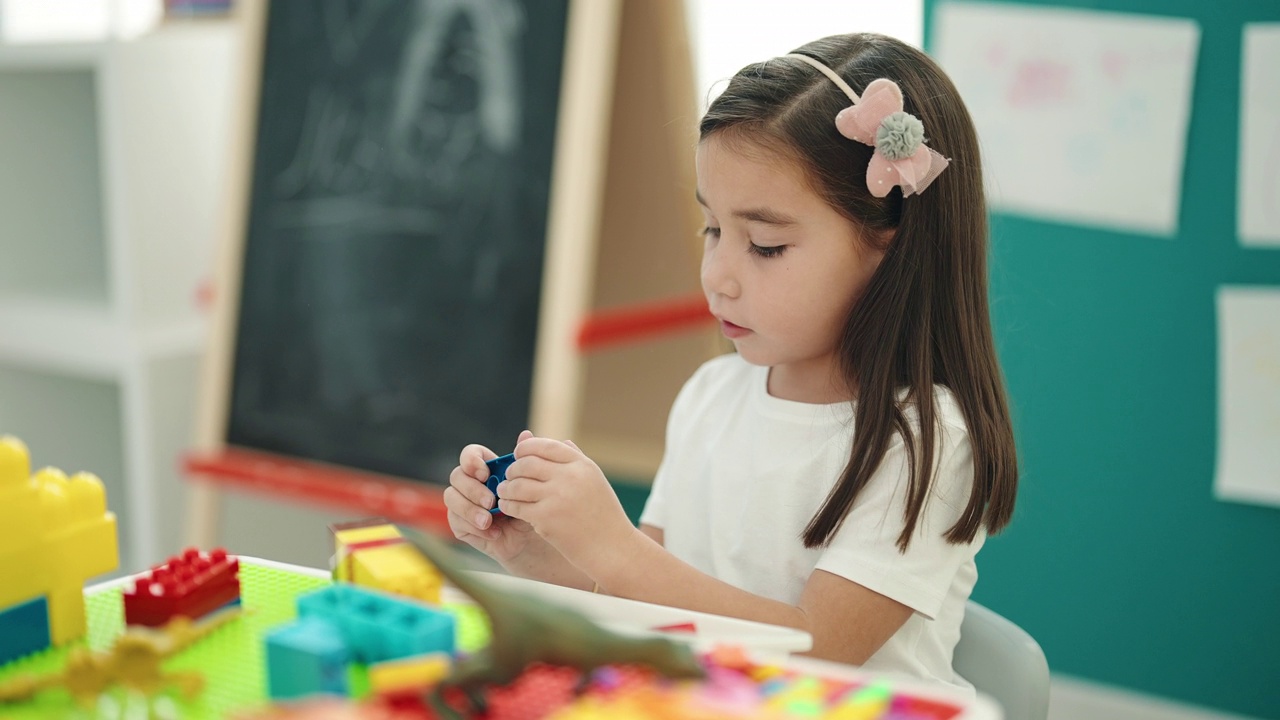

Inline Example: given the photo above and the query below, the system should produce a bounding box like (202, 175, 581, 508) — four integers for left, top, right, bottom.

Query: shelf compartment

(0, 65, 109, 306)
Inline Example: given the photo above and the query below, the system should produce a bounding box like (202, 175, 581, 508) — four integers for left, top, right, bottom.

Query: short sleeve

(637, 361, 710, 530)
(638, 457, 669, 530)
(814, 423, 978, 620)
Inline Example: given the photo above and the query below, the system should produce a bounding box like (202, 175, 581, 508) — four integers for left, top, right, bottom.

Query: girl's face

(696, 134, 885, 403)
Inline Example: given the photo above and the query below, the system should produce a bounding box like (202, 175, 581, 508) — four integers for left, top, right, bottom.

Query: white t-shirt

(639, 353, 983, 692)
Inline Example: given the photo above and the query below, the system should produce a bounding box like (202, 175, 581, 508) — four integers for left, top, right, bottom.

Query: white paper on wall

(1239, 24, 1280, 246)
(1215, 286, 1280, 508)
(933, 2, 1199, 236)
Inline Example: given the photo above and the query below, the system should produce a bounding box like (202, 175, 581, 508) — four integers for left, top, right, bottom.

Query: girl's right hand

(444, 430, 541, 565)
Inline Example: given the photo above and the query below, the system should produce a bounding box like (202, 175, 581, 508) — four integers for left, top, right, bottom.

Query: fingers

(504, 454, 564, 485)
(495, 497, 533, 523)
(459, 444, 497, 482)
(517, 429, 534, 445)
(445, 469, 497, 534)
(494, 477, 545, 505)
(446, 507, 491, 544)
(514, 436, 581, 464)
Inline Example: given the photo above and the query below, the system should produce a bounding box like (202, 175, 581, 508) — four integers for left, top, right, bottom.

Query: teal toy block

(0, 596, 51, 664)
(295, 584, 455, 664)
(265, 616, 351, 700)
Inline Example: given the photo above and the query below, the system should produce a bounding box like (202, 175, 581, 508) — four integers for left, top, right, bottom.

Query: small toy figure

(484, 453, 516, 515)
(0, 607, 240, 706)
(398, 527, 705, 720)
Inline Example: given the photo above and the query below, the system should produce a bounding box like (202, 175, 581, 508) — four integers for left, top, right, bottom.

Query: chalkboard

(226, 0, 569, 484)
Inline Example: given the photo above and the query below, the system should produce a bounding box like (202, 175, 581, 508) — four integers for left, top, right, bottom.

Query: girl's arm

(495, 437, 913, 665)
(595, 527, 913, 664)
(499, 521, 662, 591)
(495, 533, 595, 591)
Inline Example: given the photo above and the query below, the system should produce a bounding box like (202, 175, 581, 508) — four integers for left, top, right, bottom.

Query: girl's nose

(701, 244, 741, 300)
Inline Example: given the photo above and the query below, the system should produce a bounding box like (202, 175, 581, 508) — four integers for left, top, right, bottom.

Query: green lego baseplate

(0, 559, 492, 719)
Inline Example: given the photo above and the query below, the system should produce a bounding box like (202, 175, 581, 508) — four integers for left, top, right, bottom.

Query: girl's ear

(873, 226, 897, 251)
(861, 226, 896, 261)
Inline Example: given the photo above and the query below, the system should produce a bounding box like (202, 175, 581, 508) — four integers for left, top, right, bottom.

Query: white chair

(953, 600, 1050, 720)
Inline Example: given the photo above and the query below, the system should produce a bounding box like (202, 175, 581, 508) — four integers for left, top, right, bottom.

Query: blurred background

(0, 0, 1276, 718)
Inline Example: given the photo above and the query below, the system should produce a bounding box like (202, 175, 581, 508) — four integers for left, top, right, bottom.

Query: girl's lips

(720, 320, 750, 339)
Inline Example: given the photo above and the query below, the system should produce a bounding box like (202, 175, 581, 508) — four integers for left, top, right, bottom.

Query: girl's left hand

(495, 436, 635, 575)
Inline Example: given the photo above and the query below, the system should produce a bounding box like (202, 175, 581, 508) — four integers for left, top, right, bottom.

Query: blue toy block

(265, 616, 351, 701)
(296, 584, 455, 664)
(0, 596, 51, 664)
(485, 452, 516, 515)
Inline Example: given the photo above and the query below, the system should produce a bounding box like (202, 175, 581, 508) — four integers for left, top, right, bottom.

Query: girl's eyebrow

(695, 189, 798, 227)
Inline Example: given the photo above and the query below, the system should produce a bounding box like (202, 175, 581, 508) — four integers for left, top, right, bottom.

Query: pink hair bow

(784, 55, 948, 198)
(834, 78, 949, 198)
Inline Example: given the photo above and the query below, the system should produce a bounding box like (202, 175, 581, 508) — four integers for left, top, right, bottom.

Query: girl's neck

(766, 359, 855, 405)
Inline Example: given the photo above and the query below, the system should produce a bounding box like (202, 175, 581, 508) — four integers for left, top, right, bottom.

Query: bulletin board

(925, 1, 1280, 717)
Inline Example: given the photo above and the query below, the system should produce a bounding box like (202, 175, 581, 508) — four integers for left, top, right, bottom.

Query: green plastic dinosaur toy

(397, 526, 706, 719)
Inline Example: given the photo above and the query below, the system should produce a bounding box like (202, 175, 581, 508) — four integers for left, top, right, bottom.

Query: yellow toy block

(0, 436, 44, 556)
(349, 543, 443, 604)
(0, 436, 119, 648)
(367, 652, 451, 695)
(334, 523, 401, 550)
(331, 520, 443, 604)
(333, 522, 402, 584)
(47, 491, 118, 644)
(50, 472, 119, 583)
(0, 442, 54, 609)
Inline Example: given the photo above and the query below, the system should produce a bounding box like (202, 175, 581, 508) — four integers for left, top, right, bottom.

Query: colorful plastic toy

(484, 453, 516, 515)
(0, 435, 119, 662)
(123, 547, 241, 627)
(0, 607, 240, 706)
(297, 584, 455, 664)
(0, 598, 51, 666)
(367, 652, 451, 697)
(265, 616, 351, 700)
(330, 519, 443, 604)
(398, 527, 705, 720)
(266, 583, 455, 702)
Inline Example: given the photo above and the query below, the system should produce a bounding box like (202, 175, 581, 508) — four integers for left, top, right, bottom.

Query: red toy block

(123, 547, 241, 627)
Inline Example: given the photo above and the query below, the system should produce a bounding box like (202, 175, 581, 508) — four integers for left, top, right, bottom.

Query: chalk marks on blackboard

(393, 0, 524, 154)
(226, 0, 568, 482)
(272, 0, 525, 235)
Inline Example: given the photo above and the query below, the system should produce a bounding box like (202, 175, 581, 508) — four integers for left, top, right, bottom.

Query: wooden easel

(184, 0, 716, 549)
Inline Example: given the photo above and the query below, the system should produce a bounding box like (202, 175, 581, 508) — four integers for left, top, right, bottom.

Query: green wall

(922, 1, 1280, 717)
(620, 2, 1279, 715)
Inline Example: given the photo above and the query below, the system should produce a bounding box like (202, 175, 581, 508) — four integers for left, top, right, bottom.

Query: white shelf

(0, 64, 109, 305)
(0, 297, 207, 380)
(0, 299, 124, 379)
(0, 41, 105, 69)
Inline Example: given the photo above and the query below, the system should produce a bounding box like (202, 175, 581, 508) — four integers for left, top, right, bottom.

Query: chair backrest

(953, 600, 1050, 720)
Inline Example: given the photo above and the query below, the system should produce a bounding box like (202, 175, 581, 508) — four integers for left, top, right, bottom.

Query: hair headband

(784, 53, 949, 198)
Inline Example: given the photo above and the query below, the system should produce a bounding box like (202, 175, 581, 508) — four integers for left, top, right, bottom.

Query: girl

(442, 32, 1018, 691)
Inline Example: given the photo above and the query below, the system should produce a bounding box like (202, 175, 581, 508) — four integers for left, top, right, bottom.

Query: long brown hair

(700, 34, 1018, 551)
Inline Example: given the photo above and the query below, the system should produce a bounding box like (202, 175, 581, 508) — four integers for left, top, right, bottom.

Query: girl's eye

(700, 226, 721, 239)
(748, 243, 786, 258)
